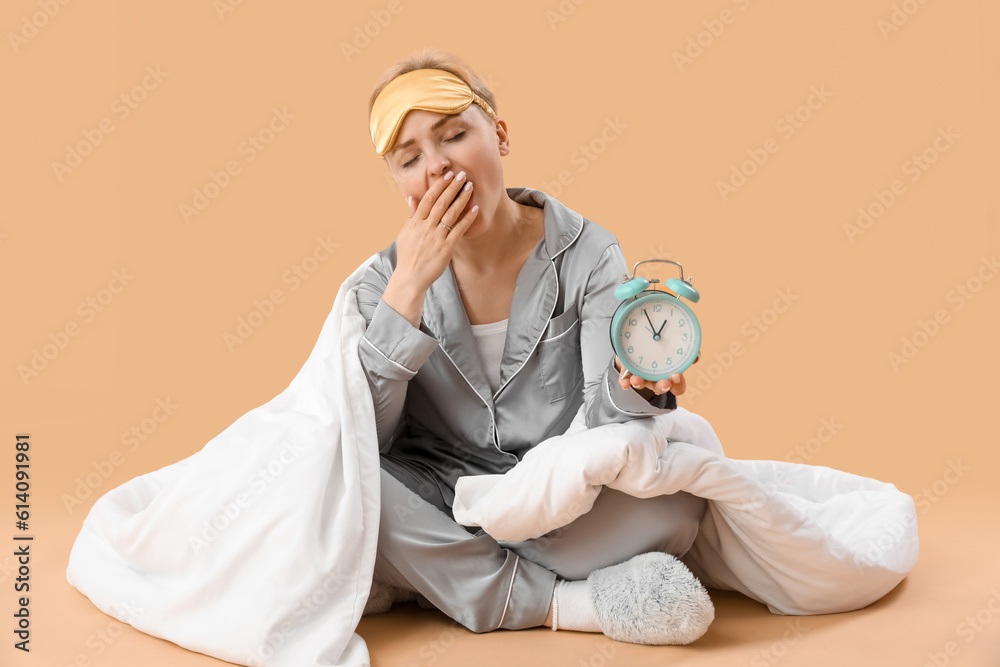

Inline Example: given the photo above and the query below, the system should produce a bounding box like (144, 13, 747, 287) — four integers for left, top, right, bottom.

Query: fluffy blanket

(66, 256, 383, 667)
(452, 407, 919, 615)
(65, 254, 918, 667)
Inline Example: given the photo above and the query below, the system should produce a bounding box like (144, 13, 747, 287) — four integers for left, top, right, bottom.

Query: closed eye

(401, 132, 466, 168)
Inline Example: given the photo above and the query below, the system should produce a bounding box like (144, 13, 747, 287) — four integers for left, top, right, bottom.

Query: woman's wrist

(381, 276, 426, 329)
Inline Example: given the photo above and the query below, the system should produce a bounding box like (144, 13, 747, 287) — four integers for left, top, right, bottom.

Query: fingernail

(444, 171, 454, 180)
(407, 196, 412, 206)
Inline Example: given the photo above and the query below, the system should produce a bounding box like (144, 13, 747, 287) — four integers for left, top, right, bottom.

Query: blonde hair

(368, 47, 498, 154)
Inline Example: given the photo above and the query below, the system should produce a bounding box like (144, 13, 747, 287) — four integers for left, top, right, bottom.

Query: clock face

(613, 292, 701, 379)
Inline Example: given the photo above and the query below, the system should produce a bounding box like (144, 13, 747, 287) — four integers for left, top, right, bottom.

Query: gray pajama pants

(373, 455, 708, 634)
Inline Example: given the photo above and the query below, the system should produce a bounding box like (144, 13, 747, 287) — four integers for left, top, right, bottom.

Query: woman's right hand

(393, 170, 480, 291)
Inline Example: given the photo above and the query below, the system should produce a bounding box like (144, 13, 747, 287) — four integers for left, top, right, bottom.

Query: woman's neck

(450, 193, 544, 275)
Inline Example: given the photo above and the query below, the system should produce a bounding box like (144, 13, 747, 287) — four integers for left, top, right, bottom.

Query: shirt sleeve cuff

(604, 356, 677, 415)
(360, 298, 439, 380)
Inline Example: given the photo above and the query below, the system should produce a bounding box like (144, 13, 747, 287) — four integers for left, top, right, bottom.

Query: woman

(357, 48, 713, 646)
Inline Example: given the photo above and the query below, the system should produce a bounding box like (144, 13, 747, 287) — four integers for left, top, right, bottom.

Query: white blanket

(453, 407, 919, 615)
(66, 255, 918, 667)
(66, 256, 383, 667)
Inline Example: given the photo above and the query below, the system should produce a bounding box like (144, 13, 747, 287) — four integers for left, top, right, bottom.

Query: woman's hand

(393, 170, 480, 292)
(614, 354, 700, 398)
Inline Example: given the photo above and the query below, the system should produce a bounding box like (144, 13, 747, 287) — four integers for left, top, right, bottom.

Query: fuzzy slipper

(362, 580, 417, 616)
(587, 551, 715, 645)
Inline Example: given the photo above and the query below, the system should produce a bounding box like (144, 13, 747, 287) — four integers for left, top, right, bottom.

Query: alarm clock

(609, 259, 702, 382)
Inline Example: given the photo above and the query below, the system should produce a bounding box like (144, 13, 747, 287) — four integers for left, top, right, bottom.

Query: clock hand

(642, 309, 663, 341)
(643, 309, 656, 334)
(655, 320, 667, 336)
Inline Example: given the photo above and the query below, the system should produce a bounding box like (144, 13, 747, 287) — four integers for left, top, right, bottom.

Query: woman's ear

(494, 118, 511, 157)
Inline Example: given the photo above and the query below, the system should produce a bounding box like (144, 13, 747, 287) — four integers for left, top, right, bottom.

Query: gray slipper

(362, 580, 417, 616)
(362, 579, 396, 616)
(587, 551, 715, 645)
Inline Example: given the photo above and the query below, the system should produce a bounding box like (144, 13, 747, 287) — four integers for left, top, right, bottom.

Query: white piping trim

(493, 260, 559, 401)
(538, 316, 580, 343)
(605, 369, 650, 416)
(604, 367, 674, 416)
(441, 346, 492, 411)
(436, 346, 508, 456)
(548, 206, 585, 261)
(496, 554, 520, 629)
(490, 201, 585, 400)
(360, 335, 417, 374)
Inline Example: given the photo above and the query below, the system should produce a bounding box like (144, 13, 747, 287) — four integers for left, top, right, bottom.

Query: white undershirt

(469, 318, 509, 394)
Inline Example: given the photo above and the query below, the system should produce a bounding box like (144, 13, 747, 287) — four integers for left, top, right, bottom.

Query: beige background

(2, 0, 998, 665)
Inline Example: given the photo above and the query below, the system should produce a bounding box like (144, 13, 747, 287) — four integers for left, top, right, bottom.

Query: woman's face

(385, 106, 508, 239)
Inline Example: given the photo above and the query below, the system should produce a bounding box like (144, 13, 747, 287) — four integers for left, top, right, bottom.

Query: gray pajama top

(355, 187, 677, 509)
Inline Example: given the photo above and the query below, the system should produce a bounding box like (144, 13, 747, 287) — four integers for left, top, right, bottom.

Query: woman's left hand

(614, 354, 700, 397)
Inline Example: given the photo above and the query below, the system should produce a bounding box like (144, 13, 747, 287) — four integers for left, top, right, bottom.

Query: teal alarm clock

(610, 259, 702, 381)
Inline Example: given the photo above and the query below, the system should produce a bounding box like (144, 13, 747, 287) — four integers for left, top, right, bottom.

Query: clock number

(627, 345, 634, 354)
(682, 333, 688, 341)
(677, 348, 684, 355)
(653, 304, 662, 312)
(624, 331, 631, 339)
(667, 357, 672, 365)
(629, 318, 638, 326)
(678, 319, 685, 327)
(652, 361, 658, 368)
(638, 356, 643, 363)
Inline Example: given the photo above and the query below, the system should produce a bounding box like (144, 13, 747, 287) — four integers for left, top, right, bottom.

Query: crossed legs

(372, 456, 708, 634)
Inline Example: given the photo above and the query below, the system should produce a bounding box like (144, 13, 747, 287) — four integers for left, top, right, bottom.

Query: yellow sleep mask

(369, 68, 497, 156)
